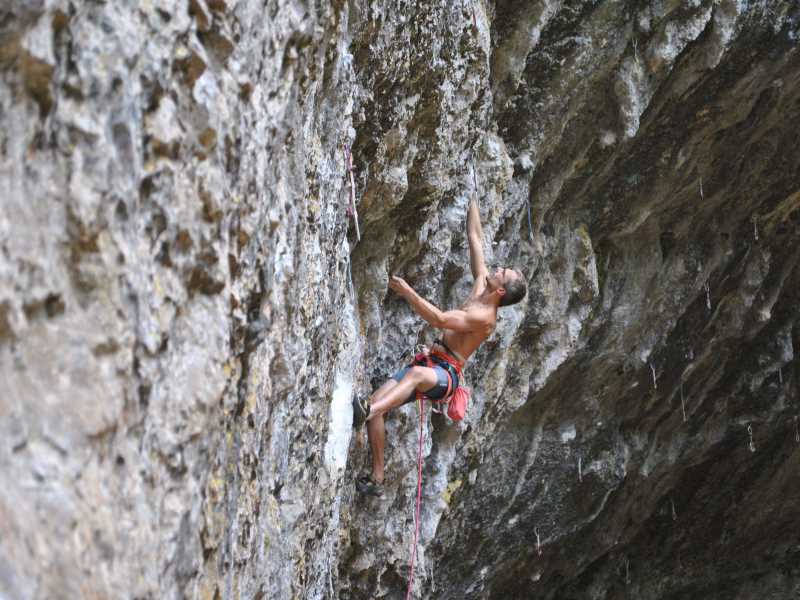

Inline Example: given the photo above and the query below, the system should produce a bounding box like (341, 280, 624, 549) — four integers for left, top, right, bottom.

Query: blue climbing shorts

(392, 361, 458, 405)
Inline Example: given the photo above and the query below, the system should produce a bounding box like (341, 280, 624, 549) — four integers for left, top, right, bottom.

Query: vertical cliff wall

(1, 1, 798, 599)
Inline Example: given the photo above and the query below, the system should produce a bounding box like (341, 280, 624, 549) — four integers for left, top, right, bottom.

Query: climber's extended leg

(359, 379, 396, 493)
(353, 378, 395, 429)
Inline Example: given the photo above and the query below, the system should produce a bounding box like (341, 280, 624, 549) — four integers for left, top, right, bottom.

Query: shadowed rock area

(1, 0, 798, 599)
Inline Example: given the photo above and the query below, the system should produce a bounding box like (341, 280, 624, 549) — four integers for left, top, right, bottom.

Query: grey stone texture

(1, 0, 799, 599)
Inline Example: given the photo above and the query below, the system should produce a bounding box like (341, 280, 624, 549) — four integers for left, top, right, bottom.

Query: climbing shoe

(352, 396, 370, 428)
(356, 474, 383, 497)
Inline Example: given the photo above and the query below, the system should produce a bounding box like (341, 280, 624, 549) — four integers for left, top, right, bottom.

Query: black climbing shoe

(356, 474, 383, 497)
(352, 396, 370, 428)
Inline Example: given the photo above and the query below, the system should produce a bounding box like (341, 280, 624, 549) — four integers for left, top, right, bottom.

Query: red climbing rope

(405, 396, 425, 600)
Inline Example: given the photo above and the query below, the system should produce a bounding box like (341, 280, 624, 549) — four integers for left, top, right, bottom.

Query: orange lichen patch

(0, 31, 22, 67)
(1, 33, 54, 117)
(52, 10, 70, 32)
(0, 301, 15, 342)
(152, 138, 180, 159)
(199, 31, 234, 63)
(176, 229, 193, 252)
(174, 51, 207, 88)
(206, 0, 228, 13)
(198, 127, 217, 150)
(239, 81, 253, 102)
(188, 0, 212, 31)
(200, 185, 223, 223)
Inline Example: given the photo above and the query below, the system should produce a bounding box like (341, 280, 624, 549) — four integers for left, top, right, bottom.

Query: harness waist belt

(433, 338, 465, 365)
(429, 349, 464, 376)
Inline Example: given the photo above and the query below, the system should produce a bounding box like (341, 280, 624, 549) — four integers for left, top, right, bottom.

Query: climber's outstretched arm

(467, 197, 489, 288)
(389, 276, 492, 333)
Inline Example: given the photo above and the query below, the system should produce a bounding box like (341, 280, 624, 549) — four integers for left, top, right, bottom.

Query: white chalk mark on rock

(680, 380, 687, 422)
(650, 362, 657, 390)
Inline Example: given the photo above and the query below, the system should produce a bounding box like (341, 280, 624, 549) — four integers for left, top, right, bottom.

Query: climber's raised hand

(388, 275, 413, 298)
(467, 197, 489, 293)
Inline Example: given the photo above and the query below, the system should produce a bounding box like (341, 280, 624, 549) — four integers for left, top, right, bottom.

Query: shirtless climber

(352, 196, 527, 496)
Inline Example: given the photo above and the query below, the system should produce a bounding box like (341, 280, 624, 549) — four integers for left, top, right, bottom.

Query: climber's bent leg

(368, 366, 438, 421)
(363, 367, 438, 485)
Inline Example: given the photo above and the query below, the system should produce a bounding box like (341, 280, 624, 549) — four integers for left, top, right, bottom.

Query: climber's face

(486, 266, 519, 294)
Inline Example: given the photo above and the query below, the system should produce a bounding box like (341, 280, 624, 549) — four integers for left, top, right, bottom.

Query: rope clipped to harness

(412, 348, 470, 422)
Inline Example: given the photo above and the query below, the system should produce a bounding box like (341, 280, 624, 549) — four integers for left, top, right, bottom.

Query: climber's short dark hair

(500, 270, 527, 307)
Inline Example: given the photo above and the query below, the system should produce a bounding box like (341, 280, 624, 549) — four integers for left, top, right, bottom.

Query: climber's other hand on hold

(389, 275, 413, 298)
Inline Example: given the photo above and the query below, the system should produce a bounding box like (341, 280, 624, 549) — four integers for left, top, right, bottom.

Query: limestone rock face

(1, 1, 798, 599)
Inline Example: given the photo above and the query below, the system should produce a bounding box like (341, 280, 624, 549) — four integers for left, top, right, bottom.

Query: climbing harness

(409, 342, 470, 422)
(342, 141, 361, 241)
